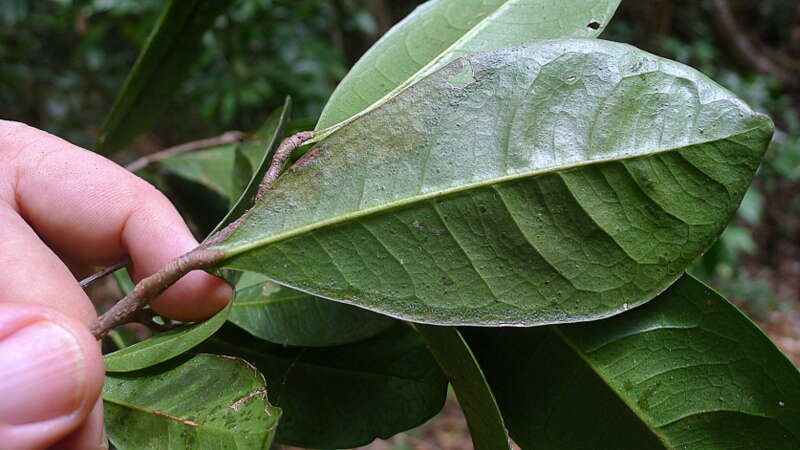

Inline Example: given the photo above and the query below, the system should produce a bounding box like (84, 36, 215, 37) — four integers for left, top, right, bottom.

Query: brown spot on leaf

(153, 410, 199, 427)
(290, 146, 321, 171)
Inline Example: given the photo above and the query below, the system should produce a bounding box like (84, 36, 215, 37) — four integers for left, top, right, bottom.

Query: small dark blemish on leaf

(447, 60, 477, 89)
(289, 146, 321, 171)
(587, 21, 601, 30)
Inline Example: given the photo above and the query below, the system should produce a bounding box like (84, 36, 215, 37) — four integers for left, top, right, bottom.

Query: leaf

(103, 302, 231, 372)
(464, 274, 800, 449)
(201, 323, 448, 448)
(104, 353, 280, 449)
(230, 276, 396, 347)
(150, 148, 235, 235)
(211, 39, 773, 326)
(112, 268, 135, 295)
(156, 143, 239, 200)
(316, 0, 621, 130)
(95, 0, 235, 155)
(213, 98, 292, 235)
(414, 324, 510, 450)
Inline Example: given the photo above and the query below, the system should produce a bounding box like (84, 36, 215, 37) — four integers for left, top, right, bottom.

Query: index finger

(0, 120, 231, 321)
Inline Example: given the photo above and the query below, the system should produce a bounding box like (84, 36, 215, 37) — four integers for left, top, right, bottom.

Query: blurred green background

(2, 0, 798, 353)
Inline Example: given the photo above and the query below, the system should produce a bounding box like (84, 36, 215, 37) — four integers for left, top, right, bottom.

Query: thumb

(0, 304, 105, 450)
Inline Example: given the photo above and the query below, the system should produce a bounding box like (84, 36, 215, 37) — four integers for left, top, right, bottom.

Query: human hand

(0, 120, 233, 449)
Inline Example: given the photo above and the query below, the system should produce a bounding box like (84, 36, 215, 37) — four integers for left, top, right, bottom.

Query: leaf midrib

(217, 123, 767, 257)
(550, 325, 669, 448)
(103, 397, 266, 436)
(233, 293, 310, 307)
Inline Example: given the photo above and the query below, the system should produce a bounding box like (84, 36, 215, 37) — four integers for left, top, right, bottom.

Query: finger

(0, 205, 95, 324)
(52, 399, 107, 450)
(0, 120, 231, 320)
(0, 304, 104, 450)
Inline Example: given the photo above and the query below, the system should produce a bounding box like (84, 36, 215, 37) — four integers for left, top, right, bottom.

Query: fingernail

(0, 321, 86, 424)
(90, 399, 109, 450)
(213, 279, 234, 307)
(99, 426, 109, 450)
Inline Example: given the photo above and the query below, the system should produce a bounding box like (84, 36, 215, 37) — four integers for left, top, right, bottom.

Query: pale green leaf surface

(157, 143, 238, 199)
(214, 39, 772, 326)
(465, 274, 800, 449)
(201, 324, 448, 448)
(96, 0, 235, 155)
(230, 278, 395, 347)
(415, 325, 509, 450)
(317, 0, 621, 130)
(104, 354, 280, 449)
(104, 302, 231, 372)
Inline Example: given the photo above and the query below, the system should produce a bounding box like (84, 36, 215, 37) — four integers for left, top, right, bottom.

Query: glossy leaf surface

(104, 302, 231, 372)
(415, 325, 510, 450)
(230, 275, 395, 347)
(465, 274, 800, 449)
(96, 0, 234, 155)
(104, 354, 280, 449)
(214, 39, 772, 326)
(316, 0, 621, 129)
(202, 324, 448, 448)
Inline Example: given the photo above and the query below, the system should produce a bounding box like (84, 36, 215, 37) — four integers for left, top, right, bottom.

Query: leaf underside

(214, 39, 773, 327)
(465, 274, 800, 449)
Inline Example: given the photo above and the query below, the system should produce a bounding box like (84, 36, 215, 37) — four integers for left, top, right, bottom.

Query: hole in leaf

(587, 21, 601, 30)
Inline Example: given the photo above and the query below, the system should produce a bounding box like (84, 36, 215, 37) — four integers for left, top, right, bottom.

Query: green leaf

(465, 274, 800, 449)
(104, 354, 280, 449)
(414, 324, 510, 450)
(103, 302, 231, 372)
(212, 39, 773, 326)
(230, 276, 396, 347)
(95, 0, 235, 155)
(316, 0, 621, 130)
(213, 98, 292, 235)
(112, 268, 135, 295)
(201, 324, 448, 448)
(149, 141, 239, 235)
(157, 143, 239, 200)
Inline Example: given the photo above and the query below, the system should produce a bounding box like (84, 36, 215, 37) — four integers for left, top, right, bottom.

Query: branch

(79, 258, 131, 288)
(125, 131, 244, 172)
(90, 248, 223, 339)
(255, 130, 317, 202)
(89, 130, 318, 339)
(710, 0, 796, 86)
(82, 133, 247, 289)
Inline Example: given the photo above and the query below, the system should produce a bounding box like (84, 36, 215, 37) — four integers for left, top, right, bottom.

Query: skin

(0, 120, 232, 449)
